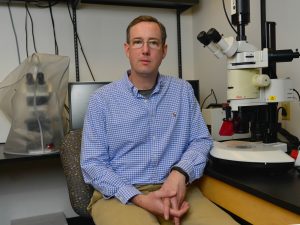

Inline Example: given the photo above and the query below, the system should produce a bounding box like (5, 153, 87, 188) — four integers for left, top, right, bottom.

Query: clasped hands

(132, 170, 189, 225)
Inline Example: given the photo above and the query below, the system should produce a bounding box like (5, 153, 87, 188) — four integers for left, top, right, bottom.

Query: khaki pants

(88, 184, 239, 225)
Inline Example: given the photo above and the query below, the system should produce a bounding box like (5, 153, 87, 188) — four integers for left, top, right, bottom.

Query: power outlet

(281, 102, 290, 120)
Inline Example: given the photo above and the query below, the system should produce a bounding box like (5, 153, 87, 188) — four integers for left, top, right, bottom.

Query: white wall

(0, 3, 194, 140)
(192, 0, 300, 138)
(0, 3, 194, 225)
(266, 0, 300, 137)
(2, 1, 300, 224)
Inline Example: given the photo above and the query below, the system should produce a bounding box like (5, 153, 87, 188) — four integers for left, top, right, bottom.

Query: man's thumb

(155, 189, 176, 198)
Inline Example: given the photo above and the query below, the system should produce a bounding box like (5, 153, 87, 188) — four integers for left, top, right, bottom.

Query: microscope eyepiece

(37, 72, 45, 85)
(207, 28, 222, 43)
(197, 31, 210, 46)
(26, 73, 34, 85)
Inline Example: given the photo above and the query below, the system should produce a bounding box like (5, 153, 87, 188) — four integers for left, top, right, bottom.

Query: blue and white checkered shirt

(81, 72, 212, 204)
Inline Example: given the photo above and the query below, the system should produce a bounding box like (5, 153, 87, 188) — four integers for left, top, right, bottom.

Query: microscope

(197, 0, 299, 170)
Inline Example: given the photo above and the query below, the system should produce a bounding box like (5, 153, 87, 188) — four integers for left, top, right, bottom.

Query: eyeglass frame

(129, 38, 163, 49)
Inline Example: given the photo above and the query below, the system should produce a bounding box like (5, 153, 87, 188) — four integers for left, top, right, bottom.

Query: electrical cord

(277, 106, 287, 117)
(201, 89, 218, 110)
(25, 3, 37, 53)
(278, 125, 300, 150)
(212, 89, 218, 104)
(293, 88, 300, 101)
(64, 103, 70, 127)
(25, 4, 29, 57)
(25, 2, 37, 56)
(71, 4, 80, 81)
(64, 104, 70, 113)
(7, 0, 21, 65)
(33, 77, 45, 153)
(67, 0, 96, 81)
(222, 0, 238, 35)
(49, 0, 59, 55)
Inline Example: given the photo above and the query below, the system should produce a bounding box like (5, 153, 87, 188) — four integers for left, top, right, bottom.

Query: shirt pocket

(154, 103, 180, 135)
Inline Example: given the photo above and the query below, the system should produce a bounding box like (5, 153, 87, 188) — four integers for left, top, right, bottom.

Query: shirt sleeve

(80, 94, 141, 204)
(173, 83, 213, 183)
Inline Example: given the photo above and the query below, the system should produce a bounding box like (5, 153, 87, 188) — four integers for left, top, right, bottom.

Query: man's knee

(182, 184, 239, 225)
(91, 198, 160, 225)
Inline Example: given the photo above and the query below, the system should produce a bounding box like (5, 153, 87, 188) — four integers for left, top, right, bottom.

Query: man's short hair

(126, 15, 167, 45)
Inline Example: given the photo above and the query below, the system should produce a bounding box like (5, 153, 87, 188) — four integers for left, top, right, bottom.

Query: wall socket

(281, 102, 290, 120)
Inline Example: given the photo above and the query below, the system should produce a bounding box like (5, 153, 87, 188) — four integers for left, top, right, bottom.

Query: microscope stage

(210, 140, 295, 170)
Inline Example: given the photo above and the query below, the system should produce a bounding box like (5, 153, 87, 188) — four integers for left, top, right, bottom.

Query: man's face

(124, 21, 167, 78)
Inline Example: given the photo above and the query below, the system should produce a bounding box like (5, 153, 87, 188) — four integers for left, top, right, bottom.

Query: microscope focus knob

(252, 74, 270, 87)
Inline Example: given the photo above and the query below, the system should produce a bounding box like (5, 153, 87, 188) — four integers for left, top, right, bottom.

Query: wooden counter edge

(197, 175, 300, 225)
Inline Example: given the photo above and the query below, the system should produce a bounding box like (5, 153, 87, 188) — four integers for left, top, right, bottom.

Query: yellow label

(268, 96, 277, 101)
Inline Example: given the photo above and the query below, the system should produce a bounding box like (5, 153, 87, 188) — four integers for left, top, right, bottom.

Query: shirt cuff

(114, 184, 141, 204)
(173, 161, 195, 184)
(171, 166, 189, 184)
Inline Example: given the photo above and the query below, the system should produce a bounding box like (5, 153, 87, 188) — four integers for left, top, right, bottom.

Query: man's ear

(162, 44, 168, 59)
(124, 42, 130, 58)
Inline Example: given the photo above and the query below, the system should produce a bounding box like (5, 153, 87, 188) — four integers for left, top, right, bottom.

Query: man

(81, 15, 239, 225)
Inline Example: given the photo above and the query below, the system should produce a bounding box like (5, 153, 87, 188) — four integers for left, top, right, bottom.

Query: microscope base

(210, 140, 295, 171)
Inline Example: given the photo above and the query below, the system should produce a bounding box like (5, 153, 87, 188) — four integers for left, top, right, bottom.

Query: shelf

(0, 0, 198, 11)
(77, 0, 198, 11)
(0, 144, 60, 164)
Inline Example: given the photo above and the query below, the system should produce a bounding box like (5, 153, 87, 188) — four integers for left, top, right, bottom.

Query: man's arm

(80, 95, 140, 204)
(159, 82, 213, 224)
(172, 83, 213, 183)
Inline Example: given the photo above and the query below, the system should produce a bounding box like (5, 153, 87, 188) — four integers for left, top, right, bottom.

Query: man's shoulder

(88, 80, 124, 104)
(161, 75, 191, 89)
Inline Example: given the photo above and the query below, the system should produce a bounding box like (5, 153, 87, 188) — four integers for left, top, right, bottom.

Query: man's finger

(170, 197, 180, 225)
(172, 202, 190, 225)
(169, 201, 190, 217)
(173, 216, 180, 225)
(178, 201, 190, 214)
(163, 198, 170, 220)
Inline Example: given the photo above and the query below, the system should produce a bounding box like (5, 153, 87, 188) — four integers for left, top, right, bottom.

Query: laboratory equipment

(0, 53, 70, 155)
(197, 0, 299, 169)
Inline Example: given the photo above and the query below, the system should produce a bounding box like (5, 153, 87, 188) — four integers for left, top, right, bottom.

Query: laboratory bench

(198, 161, 300, 225)
(2, 144, 300, 224)
(0, 144, 60, 163)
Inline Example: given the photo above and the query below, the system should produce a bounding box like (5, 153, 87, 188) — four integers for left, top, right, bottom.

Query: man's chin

(136, 69, 156, 77)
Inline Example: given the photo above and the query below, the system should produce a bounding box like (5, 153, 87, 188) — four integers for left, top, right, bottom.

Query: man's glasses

(130, 39, 162, 49)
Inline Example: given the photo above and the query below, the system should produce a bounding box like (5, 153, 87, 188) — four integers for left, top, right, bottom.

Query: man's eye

(148, 40, 159, 47)
(133, 40, 143, 45)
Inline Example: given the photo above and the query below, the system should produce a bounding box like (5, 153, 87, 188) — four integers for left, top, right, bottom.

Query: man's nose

(142, 42, 150, 54)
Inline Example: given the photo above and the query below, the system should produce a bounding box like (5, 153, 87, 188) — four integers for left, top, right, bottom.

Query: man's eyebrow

(131, 37, 160, 40)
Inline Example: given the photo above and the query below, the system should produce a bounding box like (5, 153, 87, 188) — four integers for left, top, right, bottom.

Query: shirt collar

(123, 70, 166, 98)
